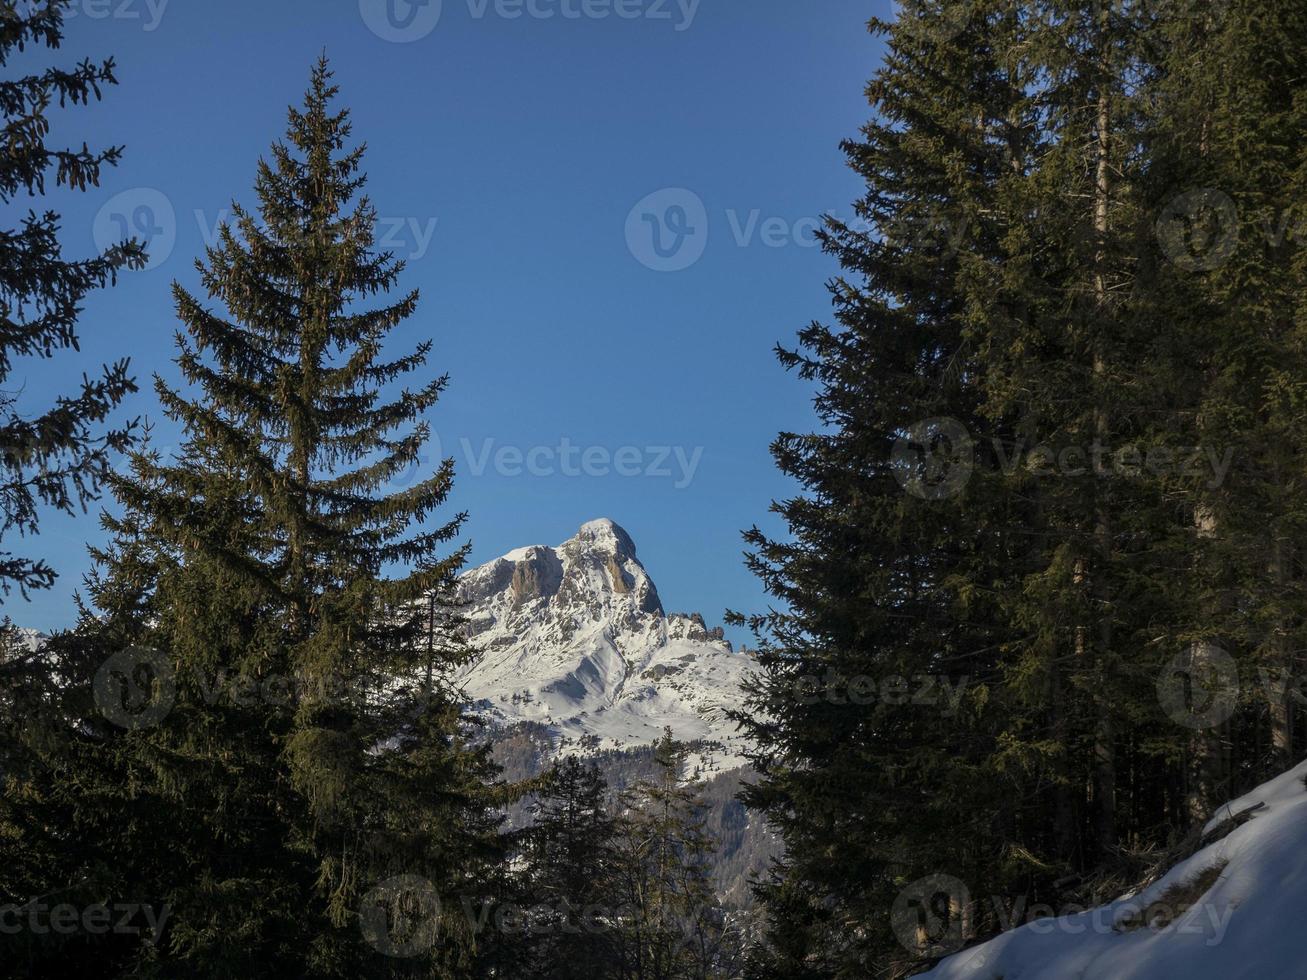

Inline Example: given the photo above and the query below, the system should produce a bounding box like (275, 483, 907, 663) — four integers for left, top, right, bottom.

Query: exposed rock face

(455, 519, 757, 769)
(605, 555, 631, 595)
(508, 547, 563, 606)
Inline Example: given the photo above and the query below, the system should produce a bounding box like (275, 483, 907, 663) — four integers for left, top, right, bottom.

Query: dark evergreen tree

(731, 1, 1307, 976)
(729, 3, 1035, 975)
(609, 730, 727, 980)
(1141, 0, 1307, 816)
(517, 756, 621, 977)
(0, 0, 144, 596)
(1, 59, 507, 978)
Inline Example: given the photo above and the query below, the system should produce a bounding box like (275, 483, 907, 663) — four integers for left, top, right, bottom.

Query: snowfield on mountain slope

(920, 759, 1307, 980)
(454, 519, 760, 771)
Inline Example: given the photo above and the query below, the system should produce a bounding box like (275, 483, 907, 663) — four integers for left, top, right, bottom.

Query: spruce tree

(731, 1, 1282, 975)
(609, 731, 725, 980)
(730, 3, 1035, 974)
(1143, 0, 1307, 812)
(518, 756, 621, 977)
(0, 0, 144, 596)
(2, 59, 507, 979)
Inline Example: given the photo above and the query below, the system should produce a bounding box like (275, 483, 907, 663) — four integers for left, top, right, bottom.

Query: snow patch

(920, 759, 1307, 980)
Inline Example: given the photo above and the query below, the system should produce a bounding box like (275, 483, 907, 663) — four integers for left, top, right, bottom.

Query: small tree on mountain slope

(609, 730, 725, 980)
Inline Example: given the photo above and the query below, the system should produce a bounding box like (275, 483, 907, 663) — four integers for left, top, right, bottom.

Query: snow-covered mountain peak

(574, 516, 639, 555)
(462, 518, 665, 657)
(456, 520, 757, 769)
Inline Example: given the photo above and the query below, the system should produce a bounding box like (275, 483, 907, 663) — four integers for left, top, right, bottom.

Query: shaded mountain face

(490, 721, 783, 912)
(456, 518, 757, 772)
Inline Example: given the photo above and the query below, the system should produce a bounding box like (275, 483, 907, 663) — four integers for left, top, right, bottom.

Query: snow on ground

(920, 759, 1307, 980)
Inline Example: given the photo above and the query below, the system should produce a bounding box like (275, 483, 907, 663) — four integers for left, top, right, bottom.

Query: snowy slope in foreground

(454, 519, 759, 771)
(922, 759, 1307, 980)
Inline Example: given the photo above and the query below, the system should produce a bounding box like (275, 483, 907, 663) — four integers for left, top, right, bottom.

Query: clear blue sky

(13, 0, 884, 641)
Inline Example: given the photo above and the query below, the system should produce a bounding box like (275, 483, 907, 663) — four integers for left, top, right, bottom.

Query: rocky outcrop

(668, 612, 729, 646)
(509, 546, 563, 606)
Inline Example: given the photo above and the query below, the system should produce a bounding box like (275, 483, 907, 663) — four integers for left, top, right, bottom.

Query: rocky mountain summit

(456, 518, 759, 771)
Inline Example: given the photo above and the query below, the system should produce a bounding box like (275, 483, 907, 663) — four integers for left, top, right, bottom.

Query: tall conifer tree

(1144, 0, 1307, 812)
(609, 732, 725, 979)
(517, 757, 620, 977)
(731, 1, 1305, 975)
(0, 0, 144, 596)
(2, 59, 506, 979)
(731, 3, 1034, 973)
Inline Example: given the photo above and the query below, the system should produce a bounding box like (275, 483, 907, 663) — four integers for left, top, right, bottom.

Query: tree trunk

(1269, 530, 1295, 768)
(1090, 6, 1117, 855)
